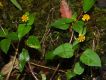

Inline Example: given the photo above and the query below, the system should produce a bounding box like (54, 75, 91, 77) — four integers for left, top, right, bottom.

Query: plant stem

(50, 63, 60, 80)
(28, 62, 39, 80)
(0, 24, 6, 35)
(6, 48, 18, 80)
(30, 62, 65, 73)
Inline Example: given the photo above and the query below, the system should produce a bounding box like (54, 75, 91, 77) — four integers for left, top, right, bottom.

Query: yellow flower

(77, 34, 85, 42)
(82, 14, 90, 21)
(21, 15, 28, 22)
(0, 2, 3, 8)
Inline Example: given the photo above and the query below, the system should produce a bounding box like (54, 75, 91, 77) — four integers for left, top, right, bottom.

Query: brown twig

(92, 39, 95, 51)
(77, 11, 83, 21)
(41, 8, 54, 43)
(69, 28, 74, 43)
(40, 8, 55, 58)
(50, 63, 60, 80)
(6, 48, 18, 80)
(30, 62, 65, 73)
(28, 62, 39, 80)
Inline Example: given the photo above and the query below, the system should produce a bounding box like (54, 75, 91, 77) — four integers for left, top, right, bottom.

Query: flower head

(0, 2, 3, 8)
(82, 14, 90, 21)
(77, 34, 85, 42)
(21, 15, 29, 22)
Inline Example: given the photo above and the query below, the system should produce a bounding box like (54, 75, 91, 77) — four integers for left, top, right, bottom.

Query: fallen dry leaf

(0, 56, 19, 75)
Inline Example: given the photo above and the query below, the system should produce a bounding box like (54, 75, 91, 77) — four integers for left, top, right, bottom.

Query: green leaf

(83, 0, 96, 13)
(51, 18, 73, 30)
(18, 24, 31, 40)
(24, 12, 29, 16)
(45, 51, 55, 60)
(27, 13, 35, 25)
(74, 62, 84, 75)
(0, 39, 11, 54)
(7, 32, 18, 41)
(19, 48, 30, 72)
(72, 21, 84, 34)
(0, 29, 8, 37)
(26, 35, 41, 50)
(71, 12, 77, 21)
(72, 40, 79, 50)
(0, 73, 3, 80)
(10, 0, 22, 10)
(82, 27, 87, 35)
(66, 70, 76, 80)
(53, 43, 74, 58)
(80, 49, 101, 67)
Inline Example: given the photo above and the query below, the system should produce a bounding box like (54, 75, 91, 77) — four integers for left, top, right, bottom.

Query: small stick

(6, 49, 18, 80)
(30, 62, 65, 73)
(28, 62, 39, 80)
(0, 24, 6, 35)
(69, 29, 74, 43)
(50, 63, 60, 80)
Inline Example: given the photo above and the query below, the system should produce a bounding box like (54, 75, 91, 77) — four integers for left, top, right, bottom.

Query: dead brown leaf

(0, 56, 19, 75)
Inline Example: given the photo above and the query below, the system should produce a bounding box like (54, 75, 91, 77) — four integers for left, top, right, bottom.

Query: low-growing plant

(45, 0, 101, 79)
(0, 0, 101, 80)
(0, 11, 39, 79)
